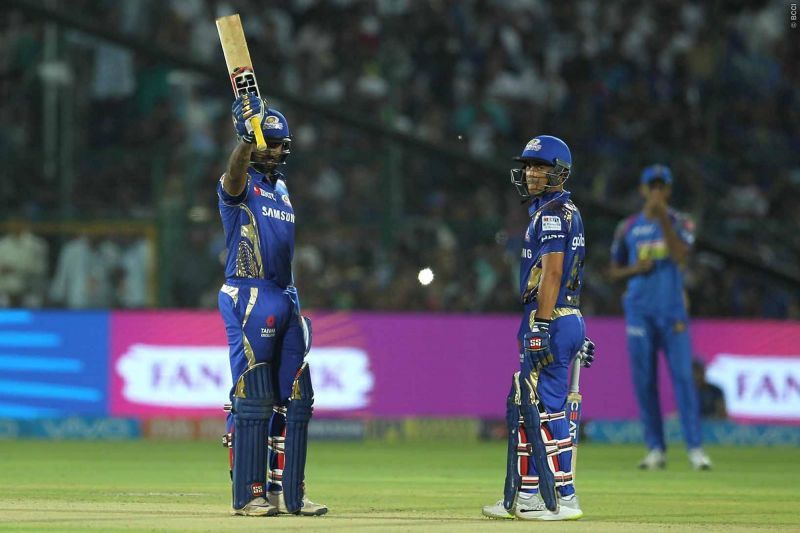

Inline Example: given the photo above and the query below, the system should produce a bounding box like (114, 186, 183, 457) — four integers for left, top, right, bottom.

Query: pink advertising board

(109, 312, 800, 424)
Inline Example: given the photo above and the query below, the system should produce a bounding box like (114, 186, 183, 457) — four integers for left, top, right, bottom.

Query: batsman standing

(609, 164, 712, 471)
(482, 136, 595, 521)
(218, 94, 327, 516)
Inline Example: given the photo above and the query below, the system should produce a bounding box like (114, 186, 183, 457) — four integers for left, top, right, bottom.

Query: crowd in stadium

(1, 0, 797, 317)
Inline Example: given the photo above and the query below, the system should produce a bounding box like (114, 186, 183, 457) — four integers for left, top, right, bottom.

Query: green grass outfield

(1, 440, 798, 531)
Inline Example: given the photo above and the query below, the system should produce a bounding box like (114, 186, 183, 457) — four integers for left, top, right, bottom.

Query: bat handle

(250, 116, 267, 151)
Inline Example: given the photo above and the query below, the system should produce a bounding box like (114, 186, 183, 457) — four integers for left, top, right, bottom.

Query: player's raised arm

(653, 207, 690, 265)
(644, 191, 689, 265)
(223, 94, 264, 196)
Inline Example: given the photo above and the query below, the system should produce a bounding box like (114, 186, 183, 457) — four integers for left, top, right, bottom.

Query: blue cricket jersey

(520, 190, 585, 309)
(610, 209, 695, 317)
(217, 168, 296, 288)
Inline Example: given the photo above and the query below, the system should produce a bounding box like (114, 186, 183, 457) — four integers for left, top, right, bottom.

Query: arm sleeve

(217, 175, 249, 206)
(610, 219, 629, 265)
(537, 212, 567, 255)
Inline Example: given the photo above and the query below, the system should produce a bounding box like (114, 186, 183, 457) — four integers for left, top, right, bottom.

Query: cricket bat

(567, 356, 583, 478)
(216, 13, 267, 151)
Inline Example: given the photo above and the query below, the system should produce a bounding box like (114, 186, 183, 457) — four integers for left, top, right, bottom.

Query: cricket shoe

(268, 491, 328, 516)
(688, 448, 712, 470)
(638, 448, 666, 470)
(515, 492, 584, 521)
(481, 499, 515, 520)
(231, 497, 278, 517)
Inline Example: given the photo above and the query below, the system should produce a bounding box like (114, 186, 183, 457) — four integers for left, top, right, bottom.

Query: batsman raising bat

(215, 14, 326, 517)
(482, 135, 596, 521)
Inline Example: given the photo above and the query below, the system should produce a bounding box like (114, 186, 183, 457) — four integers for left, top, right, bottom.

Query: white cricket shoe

(688, 448, 712, 470)
(231, 496, 278, 517)
(481, 499, 515, 520)
(638, 448, 666, 470)
(268, 491, 328, 516)
(515, 492, 584, 521)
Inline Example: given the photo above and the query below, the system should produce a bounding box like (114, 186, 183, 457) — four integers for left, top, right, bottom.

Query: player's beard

(250, 151, 280, 175)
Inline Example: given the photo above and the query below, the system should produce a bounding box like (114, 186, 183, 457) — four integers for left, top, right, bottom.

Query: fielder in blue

(609, 164, 712, 471)
(217, 94, 327, 516)
(483, 136, 596, 521)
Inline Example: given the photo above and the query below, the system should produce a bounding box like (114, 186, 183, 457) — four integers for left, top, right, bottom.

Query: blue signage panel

(0, 310, 109, 418)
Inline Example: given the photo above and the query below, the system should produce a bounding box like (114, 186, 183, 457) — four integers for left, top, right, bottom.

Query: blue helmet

(640, 164, 673, 185)
(510, 135, 572, 199)
(250, 107, 292, 174)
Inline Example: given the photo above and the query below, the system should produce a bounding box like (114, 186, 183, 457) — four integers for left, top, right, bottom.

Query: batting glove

(579, 337, 596, 368)
(231, 94, 265, 144)
(522, 319, 554, 372)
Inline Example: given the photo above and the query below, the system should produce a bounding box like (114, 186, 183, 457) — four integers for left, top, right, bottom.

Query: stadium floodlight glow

(418, 268, 434, 286)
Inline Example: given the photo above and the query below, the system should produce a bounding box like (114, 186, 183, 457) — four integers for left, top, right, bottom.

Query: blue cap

(640, 164, 673, 185)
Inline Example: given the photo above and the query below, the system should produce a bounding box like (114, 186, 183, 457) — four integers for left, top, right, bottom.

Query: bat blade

(216, 14, 267, 150)
(567, 360, 583, 478)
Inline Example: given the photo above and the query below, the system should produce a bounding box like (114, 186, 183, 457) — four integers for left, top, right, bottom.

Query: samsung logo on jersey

(261, 206, 295, 223)
(571, 234, 585, 250)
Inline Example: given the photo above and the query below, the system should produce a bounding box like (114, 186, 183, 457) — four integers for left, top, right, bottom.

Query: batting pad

(282, 362, 314, 514)
(231, 363, 275, 510)
(503, 374, 523, 511)
(519, 372, 559, 512)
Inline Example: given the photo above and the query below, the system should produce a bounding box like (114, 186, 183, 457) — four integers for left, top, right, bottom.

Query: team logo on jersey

(673, 321, 686, 333)
(525, 138, 542, 151)
(542, 215, 562, 231)
(264, 115, 284, 129)
(261, 315, 277, 338)
(281, 194, 292, 208)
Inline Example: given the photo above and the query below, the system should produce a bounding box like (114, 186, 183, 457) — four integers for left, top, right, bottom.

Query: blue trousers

(517, 310, 585, 496)
(218, 280, 306, 432)
(625, 311, 701, 450)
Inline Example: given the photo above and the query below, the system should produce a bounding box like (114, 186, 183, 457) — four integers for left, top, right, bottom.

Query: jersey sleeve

(673, 211, 696, 247)
(610, 218, 629, 265)
(536, 210, 567, 255)
(217, 174, 249, 206)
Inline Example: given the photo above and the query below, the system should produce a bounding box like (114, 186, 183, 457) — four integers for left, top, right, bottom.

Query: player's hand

(578, 337, 595, 368)
(634, 258, 654, 274)
(645, 191, 668, 218)
(231, 94, 265, 144)
(522, 320, 554, 372)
